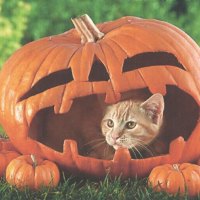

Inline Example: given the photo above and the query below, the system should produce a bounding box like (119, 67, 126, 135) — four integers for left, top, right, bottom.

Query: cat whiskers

(82, 138, 105, 147)
(103, 144, 112, 159)
(85, 140, 106, 153)
(81, 138, 105, 156)
(130, 146, 143, 159)
(130, 138, 155, 158)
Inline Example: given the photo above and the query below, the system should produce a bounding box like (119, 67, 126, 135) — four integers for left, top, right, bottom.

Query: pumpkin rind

(6, 155, 60, 189)
(148, 163, 200, 197)
(0, 15, 200, 178)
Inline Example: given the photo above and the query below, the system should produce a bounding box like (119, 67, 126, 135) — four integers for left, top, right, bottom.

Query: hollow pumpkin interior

(25, 51, 200, 160)
(28, 85, 199, 160)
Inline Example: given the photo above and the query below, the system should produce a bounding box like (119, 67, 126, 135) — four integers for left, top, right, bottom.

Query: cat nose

(111, 133, 121, 140)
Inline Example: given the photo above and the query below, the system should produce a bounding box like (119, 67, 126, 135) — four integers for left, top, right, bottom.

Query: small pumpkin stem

(31, 154, 37, 168)
(172, 164, 179, 171)
(71, 14, 104, 44)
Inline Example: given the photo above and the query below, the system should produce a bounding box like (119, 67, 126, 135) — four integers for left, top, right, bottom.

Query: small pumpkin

(0, 150, 19, 177)
(148, 163, 200, 197)
(6, 155, 60, 189)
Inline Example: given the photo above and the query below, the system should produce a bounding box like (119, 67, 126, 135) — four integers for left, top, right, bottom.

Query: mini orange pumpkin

(0, 150, 19, 177)
(6, 155, 60, 189)
(148, 163, 200, 197)
(0, 14, 199, 178)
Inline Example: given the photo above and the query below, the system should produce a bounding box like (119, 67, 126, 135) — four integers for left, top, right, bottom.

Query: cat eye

(107, 119, 114, 128)
(126, 121, 136, 129)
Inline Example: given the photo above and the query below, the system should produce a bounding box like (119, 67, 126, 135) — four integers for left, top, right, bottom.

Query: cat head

(101, 93, 164, 150)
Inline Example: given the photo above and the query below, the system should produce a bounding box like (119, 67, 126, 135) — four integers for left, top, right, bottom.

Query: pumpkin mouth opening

(29, 85, 199, 160)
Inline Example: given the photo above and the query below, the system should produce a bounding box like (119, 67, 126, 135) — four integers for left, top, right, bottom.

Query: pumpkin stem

(172, 164, 179, 171)
(31, 154, 37, 168)
(71, 14, 104, 44)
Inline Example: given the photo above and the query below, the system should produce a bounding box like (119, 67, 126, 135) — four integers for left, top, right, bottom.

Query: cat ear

(140, 93, 164, 124)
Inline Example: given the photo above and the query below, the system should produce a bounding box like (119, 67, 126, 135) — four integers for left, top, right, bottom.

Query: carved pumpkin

(6, 155, 60, 189)
(0, 14, 199, 178)
(148, 163, 200, 197)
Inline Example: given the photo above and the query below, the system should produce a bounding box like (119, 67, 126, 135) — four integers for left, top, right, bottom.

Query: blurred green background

(0, 0, 200, 68)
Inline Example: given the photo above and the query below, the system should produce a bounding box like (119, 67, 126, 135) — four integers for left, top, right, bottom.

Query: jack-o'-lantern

(0, 14, 199, 178)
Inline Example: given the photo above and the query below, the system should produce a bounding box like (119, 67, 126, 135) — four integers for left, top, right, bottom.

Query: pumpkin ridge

(103, 39, 127, 68)
(24, 45, 62, 91)
(98, 42, 122, 102)
(141, 22, 200, 75)
(119, 27, 177, 53)
(145, 25, 198, 93)
(168, 169, 185, 193)
(137, 67, 168, 95)
(100, 40, 122, 65)
(14, 44, 60, 103)
(97, 43, 116, 97)
(119, 23, 198, 70)
(35, 164, 47, 187)
(98, 17, 134, 34)
(79, 43, 95, 81)
(152, 166, 171, 189)
(15, 161, 35, 187)
(69, 48, 84, 81)
(146, 20, 200, 54)
(32, 45, 77, 86)
(137, 69, 152, 92)
(58, 46, 83, 113)
(108, 37, 128, 57)
(12, 43, 59, 86)
(1, 39, 51, 75)
(143, 23, 196, 68)
(181, 165, 197, 195)
(148, 23, 200, 91)
(164, 66, 178, 87)
(108, 34, 150, 58)
(110, 32, 154, 55)
(122, 73, 132, 91)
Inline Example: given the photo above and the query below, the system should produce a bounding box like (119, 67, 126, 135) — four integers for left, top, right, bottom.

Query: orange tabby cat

(101, 93, 165, 157)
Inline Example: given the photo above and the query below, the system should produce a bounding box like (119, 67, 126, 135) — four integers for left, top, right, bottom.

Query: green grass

(0, 174, 197, 200)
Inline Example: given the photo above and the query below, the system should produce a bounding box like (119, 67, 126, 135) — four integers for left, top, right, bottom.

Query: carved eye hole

(89, 60, 110, 81)
(19, 68, 74, 101)
(107, 119, 114, 128)
(122, 51, 185, 73)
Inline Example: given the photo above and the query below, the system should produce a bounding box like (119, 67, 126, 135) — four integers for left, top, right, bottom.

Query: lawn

(0, 174, 196, 200)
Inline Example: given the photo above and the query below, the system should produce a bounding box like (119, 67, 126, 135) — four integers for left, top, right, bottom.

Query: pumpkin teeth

(58, 100, 73, 114)
(113, 148, 131, 161)
(105, 91, 121, 104)
(169, 136, 185, 159)
(63, 140, 78, 155)
(148, 84, 167, 96)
